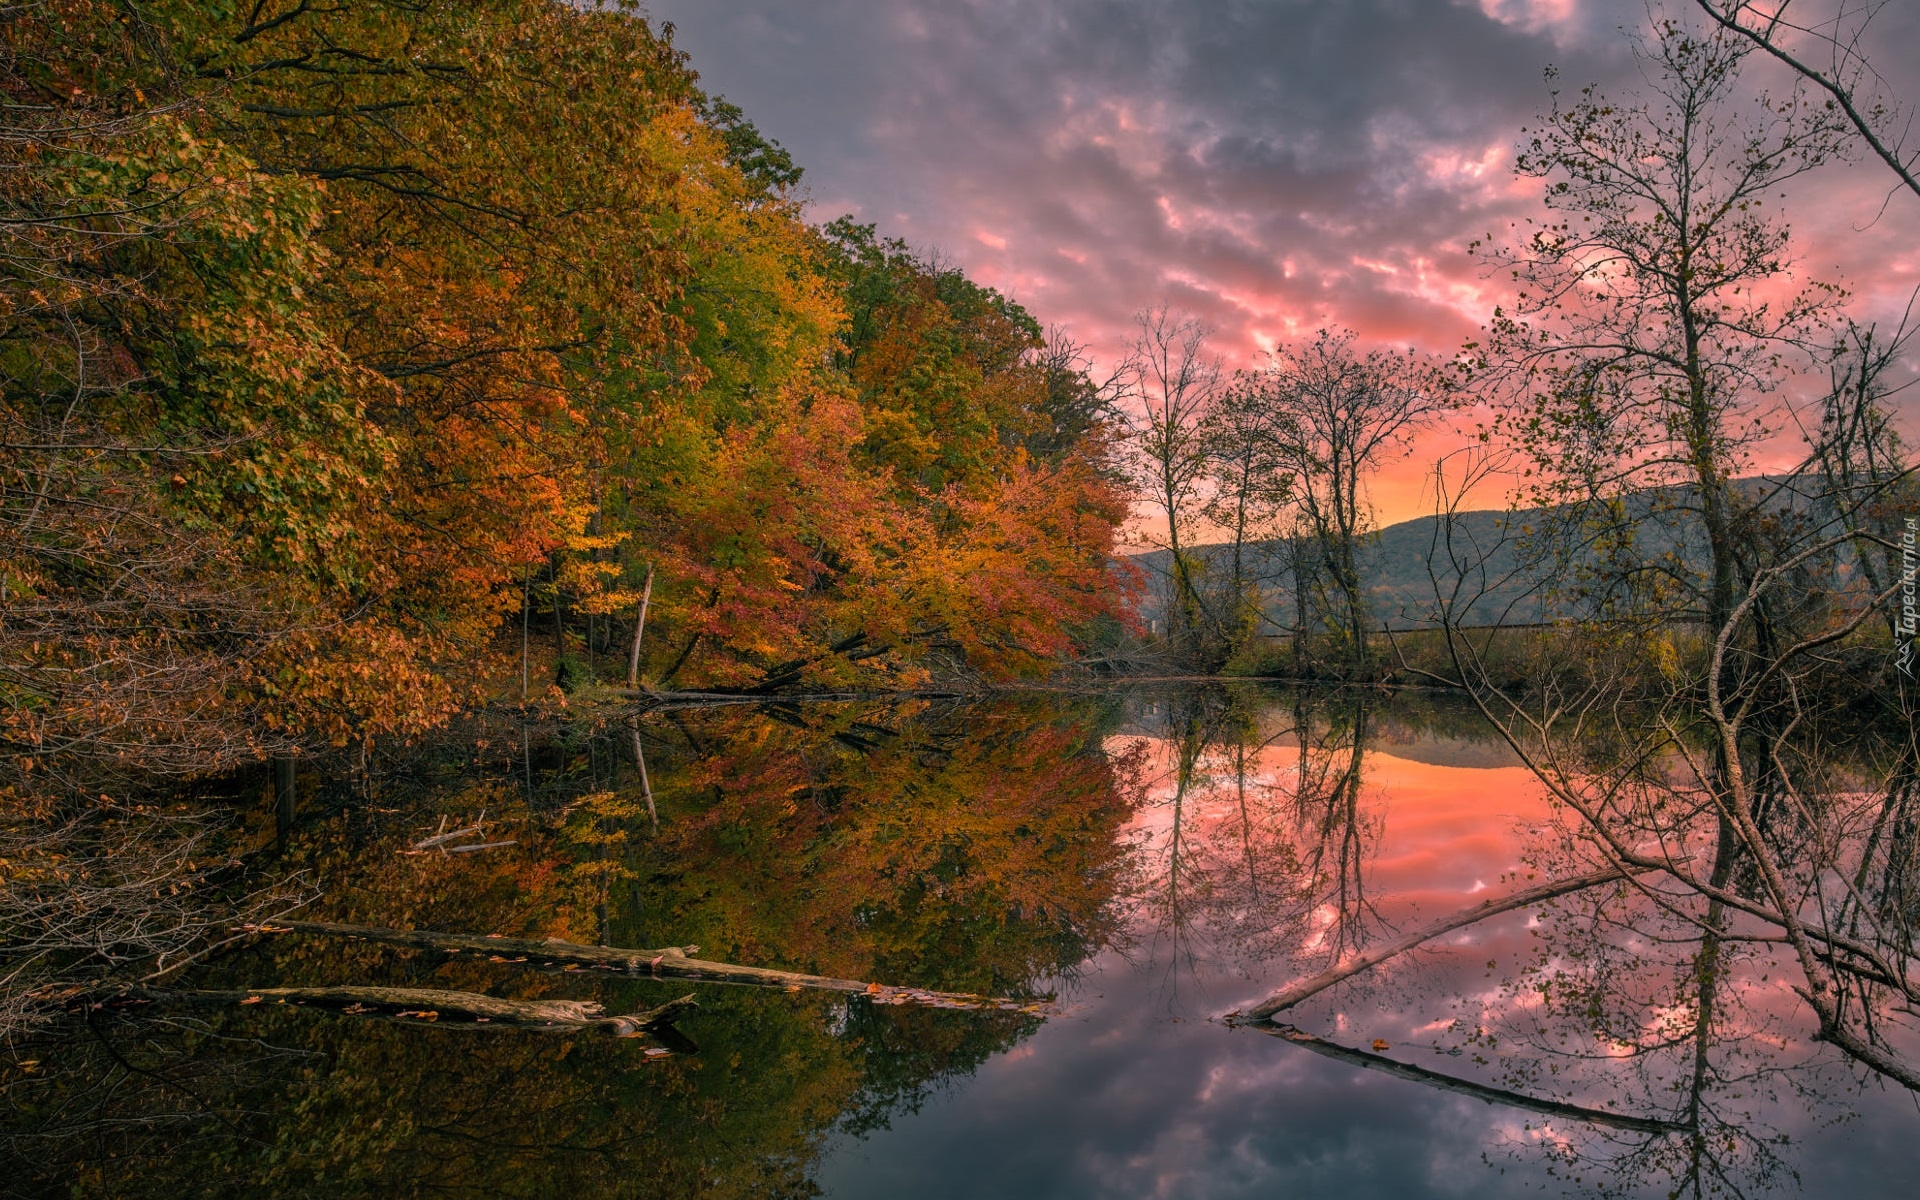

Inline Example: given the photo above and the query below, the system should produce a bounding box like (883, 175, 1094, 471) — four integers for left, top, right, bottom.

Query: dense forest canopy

(0, 0, 1127, 799)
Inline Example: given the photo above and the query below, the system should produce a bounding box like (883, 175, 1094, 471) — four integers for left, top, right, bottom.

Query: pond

(13, 686, 1916, 1198)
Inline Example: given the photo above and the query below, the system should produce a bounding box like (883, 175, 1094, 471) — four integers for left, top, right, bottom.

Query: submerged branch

(78, 986, 698, 1040)
(628, 688, 975, 711)
(1251, 1023, 1691, 1135)
(1238, 866, 1640, 1021)
(252, 920, 1049, 1012)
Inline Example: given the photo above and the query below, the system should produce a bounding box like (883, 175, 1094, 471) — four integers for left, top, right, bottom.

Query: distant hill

(1128, 509, 1552, 633)
(1126, 488, 1741, 632)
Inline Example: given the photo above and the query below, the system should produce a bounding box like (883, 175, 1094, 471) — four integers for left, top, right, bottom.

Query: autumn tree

(2, 0, 1133, 1038)
(0, 3, 399, 1028)
(6, 0, 1131, 730)
(797, 219, 1127, 683)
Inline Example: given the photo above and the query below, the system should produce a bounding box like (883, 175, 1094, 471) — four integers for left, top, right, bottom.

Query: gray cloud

(641, 0, 1920, 514)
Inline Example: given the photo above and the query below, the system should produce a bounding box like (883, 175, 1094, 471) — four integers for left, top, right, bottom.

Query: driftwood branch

(252, 919, 1047, 1012)
(404, 813, 513, 855)
(80, 985, 697, 1040)
(627, 689, 974, 711)
(1250, 1022, 1690, 1135)
(1239, 866, 1639, 1022)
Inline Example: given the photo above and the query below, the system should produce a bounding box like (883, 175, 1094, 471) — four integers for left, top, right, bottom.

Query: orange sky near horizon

(647, 0, 1920, 534)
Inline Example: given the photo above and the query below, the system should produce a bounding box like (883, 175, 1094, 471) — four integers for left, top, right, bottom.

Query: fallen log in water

(624, 688, 974, 711)
(1235, 866, 1642, 1022)
(250, 919, 1050, 1013)
(77, 986, 696, 1040)
(1248, 1022, 1689, 1136)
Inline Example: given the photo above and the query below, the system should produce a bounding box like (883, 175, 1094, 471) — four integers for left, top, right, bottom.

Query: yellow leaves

(1647, 632, 1682, 683)
(565, 530, 628, 554)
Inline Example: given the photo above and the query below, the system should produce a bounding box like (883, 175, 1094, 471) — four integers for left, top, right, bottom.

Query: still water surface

(19, 686, 1917, 1197)
(816, 692, 1914, 1198)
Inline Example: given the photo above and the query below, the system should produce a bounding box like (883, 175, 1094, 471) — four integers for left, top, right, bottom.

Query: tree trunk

(1328, 533, 1369, 679)
(550, 560, 565, 662)
(1291, 536, 1312, 677)
(520, 560, 531, 702)
(1240, 865, 1637, 1020)
(96, 985, 696, 1039)
(1247, 1023, 1684, 1134)
(632, 725, 657, 832)
(273, 756, 296, 844)
(628, 563, 655, 689)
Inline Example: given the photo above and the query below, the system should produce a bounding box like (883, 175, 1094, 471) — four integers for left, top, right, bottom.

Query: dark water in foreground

(12, 687, 1918, 1197)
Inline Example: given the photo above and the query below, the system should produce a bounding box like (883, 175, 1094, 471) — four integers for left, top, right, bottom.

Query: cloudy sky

(641, 0, 1920, 521)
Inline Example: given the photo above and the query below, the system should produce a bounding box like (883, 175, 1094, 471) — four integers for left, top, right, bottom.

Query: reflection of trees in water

(14, 686, 1915, 1198)
(1137, 685, 1920, 1199)
(1124, 688, 1226, 1000)
(1287, 692, 1381, 963)
(1126, 686, 1386, 1005)
(1460, 816, 1807, 1198)
(639, 696, 1139, 997)
(1467, 716, 1920, 1198)
(1347, 717, 1918, 1198)
(3, 696, 1139, 1199)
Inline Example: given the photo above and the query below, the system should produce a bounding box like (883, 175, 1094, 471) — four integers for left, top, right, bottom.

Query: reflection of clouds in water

(1111, 722, 1556, 973)
(821, 950, 1613, 1199)
(823, 692, 1918, 1198)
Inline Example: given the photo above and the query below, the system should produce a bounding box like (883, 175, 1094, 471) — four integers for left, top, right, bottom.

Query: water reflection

(1076, 687, 1909, 1200)
(4, 688, 1914, 1198)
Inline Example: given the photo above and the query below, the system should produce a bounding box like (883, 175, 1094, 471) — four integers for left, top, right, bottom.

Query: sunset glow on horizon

(649, 0, 1920, 526)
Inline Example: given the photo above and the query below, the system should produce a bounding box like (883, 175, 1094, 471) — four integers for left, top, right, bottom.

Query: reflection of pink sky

(1111, 725, 1851, 1085)
(812, 705, 1920, 1195)
(1114, 733, 1555, 920)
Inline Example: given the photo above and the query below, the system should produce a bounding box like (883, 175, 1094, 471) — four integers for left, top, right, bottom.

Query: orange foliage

(3, 0, 1128, 799)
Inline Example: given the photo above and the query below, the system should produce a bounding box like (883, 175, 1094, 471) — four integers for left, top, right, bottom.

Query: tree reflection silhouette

(3, 695, 1138, 1199)
(8, 688, 1912, 1198)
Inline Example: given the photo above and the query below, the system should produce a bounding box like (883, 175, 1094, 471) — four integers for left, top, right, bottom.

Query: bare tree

(1299, 16, 1920, 1108)
(1693, 0, 1920, 200)
(1122, 305, 1225, 666)
(1025, 328, 1131, 464)
(1476, 23, 1852, 638)
(1393, 338, 1920, 1097)
(1256, 330, 1446, 677)
(1200, 377, 1295, 657)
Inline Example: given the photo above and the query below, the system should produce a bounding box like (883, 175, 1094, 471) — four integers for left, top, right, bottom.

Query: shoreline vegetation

(3, 0, 1132, 804)
(10, 1, 1920, 1188)
(3, 0, 1134, 1048)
